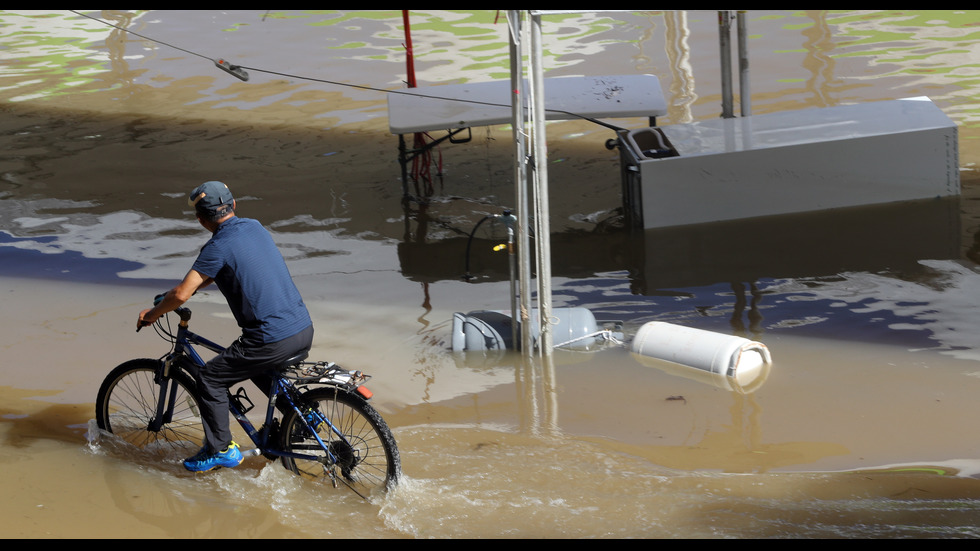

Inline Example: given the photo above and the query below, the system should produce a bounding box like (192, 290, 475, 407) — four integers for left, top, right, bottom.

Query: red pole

(402, 10, 417, 88)
(401, 10, 438, 196)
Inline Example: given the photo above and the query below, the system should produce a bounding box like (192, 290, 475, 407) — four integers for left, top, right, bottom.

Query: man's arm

(137, 269, 213, 329)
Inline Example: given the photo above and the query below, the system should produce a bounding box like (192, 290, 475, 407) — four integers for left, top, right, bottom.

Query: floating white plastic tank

(630, 321, 772, 393)
(451, 307, 606, 352)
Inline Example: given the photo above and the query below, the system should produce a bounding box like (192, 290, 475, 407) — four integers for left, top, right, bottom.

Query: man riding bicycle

(137, 181, 314, 472)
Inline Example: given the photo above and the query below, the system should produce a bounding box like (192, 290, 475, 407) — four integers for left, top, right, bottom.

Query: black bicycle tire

(279, 387, 400, 493)
(95, 358, 206, 456)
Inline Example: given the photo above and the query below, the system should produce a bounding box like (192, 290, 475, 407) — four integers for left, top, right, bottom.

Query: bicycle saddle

(281, 351, 309, 369)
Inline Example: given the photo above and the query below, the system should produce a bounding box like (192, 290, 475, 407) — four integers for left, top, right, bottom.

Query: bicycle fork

(148, 355, 184, 432)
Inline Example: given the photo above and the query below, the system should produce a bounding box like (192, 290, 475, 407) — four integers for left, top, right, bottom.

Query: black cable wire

(68, 10, 212, 62)
(66, 10, 627, 132)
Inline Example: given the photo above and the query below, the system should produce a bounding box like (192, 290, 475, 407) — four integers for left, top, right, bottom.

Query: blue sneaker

(183, 441, 243, 472)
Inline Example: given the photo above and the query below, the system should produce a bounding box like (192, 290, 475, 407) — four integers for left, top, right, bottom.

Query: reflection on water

(4, 9, 980, 538)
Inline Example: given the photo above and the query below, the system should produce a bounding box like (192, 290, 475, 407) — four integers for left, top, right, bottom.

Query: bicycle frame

(152, 307, 349, 467)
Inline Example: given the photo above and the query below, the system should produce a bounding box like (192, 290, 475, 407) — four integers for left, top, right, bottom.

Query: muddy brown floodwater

(3, 10, 980, 538)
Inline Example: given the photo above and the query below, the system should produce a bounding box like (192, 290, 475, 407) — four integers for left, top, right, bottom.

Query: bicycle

(95, 296, 400, 499)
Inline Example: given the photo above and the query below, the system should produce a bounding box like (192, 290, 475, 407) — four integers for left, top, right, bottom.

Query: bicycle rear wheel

(95, 358, 205, 456)
(279, 387, 400, 494)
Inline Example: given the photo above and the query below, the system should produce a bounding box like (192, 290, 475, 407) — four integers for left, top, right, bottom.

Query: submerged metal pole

(503, 210, 518, 349)
(718, 10, 734, 119)
(737, 10, 751, 116)
(507, 11, 534, 354)
(530, 11, 553, 357)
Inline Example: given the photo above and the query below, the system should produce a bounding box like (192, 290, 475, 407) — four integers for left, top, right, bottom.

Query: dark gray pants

(196, 324, 314, 452)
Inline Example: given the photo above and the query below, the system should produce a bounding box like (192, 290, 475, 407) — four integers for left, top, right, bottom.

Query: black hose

(463, 215, 495, 281)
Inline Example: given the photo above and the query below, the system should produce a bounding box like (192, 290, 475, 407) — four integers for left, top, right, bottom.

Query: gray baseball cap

(188, 181, 234, 215)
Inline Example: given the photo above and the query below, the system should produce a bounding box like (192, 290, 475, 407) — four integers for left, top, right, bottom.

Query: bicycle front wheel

(280, 387, 400, 493)
(95, 358, 205, 455)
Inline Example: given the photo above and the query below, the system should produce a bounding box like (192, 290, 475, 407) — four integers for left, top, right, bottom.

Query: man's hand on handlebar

(137, 309, 156, 332)
(136, 293, 168, 332)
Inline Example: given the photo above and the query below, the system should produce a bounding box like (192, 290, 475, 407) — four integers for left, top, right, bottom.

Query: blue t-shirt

(192, 216, 312, 343)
